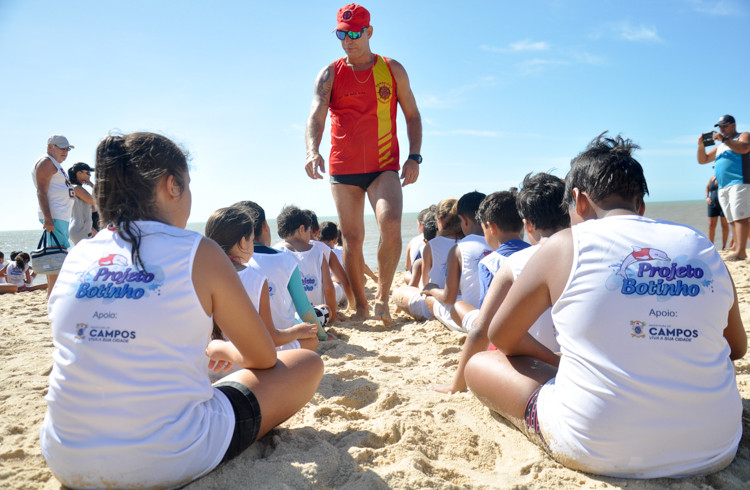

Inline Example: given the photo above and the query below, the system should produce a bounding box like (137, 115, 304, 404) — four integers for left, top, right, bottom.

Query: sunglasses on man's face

(335, 26, 367, 41)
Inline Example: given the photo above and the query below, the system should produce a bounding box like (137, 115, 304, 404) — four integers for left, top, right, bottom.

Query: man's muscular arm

(389, 59, 422, 187)
(34, 158, 58, 232)
(305, 64, 334, 180)
(723, 132, 750, 155)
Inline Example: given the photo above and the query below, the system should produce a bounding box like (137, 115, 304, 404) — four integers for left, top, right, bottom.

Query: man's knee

(341, 227, 365, 248)
(377, 212, 402, 241)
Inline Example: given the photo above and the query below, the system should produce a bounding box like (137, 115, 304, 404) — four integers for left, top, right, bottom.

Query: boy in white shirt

(276, 206, 338, 323)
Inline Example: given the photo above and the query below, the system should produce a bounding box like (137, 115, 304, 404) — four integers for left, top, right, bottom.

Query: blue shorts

(215, 381, 262, 463)
(40, 219, 71, 249)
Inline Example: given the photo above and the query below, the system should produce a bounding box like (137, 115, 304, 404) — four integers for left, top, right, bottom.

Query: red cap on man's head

(336, 4, 370, 32)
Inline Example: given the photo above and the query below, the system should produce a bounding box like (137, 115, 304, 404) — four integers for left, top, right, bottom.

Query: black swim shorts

(330, 170, 397, 190)
(707, 198, 725, 218)
(215, 381, 262, 463)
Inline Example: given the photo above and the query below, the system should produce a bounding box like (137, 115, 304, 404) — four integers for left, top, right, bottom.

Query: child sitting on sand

(235, 200, 329, 341)
(394, 198, 462, 321)
(399, 191, 491, 332)
(308, 212, 354, 309)
(475, 189, 530, 308)
(204, 206, 318, 353)
(433, 173, 568, 394)
(403, 206, 433, 286)
(0, 252, 47, 293)
(40, 132, 323, 489)
(465, 133, 747, 478)
(275, 205, 338, 323)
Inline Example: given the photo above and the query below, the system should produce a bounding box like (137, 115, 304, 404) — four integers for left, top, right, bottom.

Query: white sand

(2, 258, 750, 489)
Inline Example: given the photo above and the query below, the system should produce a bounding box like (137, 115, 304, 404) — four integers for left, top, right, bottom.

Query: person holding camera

(697, 115, 750, 260)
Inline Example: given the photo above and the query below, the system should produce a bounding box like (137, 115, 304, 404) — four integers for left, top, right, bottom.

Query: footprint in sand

(377, 355, 401, 363)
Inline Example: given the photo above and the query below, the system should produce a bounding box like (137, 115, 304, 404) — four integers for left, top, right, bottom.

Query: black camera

(702, 131, 716, 146)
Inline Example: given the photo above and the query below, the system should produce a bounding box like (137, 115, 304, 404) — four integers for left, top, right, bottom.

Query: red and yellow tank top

(329, 54, 399, 175)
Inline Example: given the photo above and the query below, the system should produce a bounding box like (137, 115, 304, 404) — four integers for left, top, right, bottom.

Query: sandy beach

(2, 254, 749, 489)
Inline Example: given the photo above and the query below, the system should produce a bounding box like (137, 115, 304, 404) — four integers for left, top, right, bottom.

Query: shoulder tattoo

(317, 67, 332, 98)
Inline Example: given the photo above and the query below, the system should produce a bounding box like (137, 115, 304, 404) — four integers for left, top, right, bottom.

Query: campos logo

(630, 320, 646, 338)
(74, 323, 88, 343)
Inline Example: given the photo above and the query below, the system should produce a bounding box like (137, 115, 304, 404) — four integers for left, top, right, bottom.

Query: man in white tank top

(32, 135, 76, 297)
(465, 133, 747, 478)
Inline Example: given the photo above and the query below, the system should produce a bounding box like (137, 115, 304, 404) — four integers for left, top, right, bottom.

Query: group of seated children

(400, 133, 748, 479)
(0, 251, 48, 294)
(394, 188, 531, 333)
(203, 201, 383, 355)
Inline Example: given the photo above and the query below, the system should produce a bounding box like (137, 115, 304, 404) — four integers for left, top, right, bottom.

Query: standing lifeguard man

(305, 4, 422, 324)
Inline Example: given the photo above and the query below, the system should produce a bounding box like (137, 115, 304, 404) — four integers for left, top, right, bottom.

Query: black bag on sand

(31, 231, 68, 275)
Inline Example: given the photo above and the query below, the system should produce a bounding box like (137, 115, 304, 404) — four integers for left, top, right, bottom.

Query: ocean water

(0, 201, 720, 285)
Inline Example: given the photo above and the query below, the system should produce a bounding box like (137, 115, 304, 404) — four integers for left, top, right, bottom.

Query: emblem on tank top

(617, 247, 670, 279)
(376, 82, 392, 103)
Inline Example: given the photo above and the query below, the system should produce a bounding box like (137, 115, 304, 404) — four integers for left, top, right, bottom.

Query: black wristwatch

(408, 154, 422, 164)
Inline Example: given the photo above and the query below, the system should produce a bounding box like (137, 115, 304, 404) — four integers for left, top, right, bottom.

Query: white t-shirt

(40, 221, 234, 489)
(333, 245, 343, 264)
(505, 245, 559, 352)
(539, 215, 740, 478)
(5, 262, 29, 286)
(456, 234, 492, 307)
(311, 240, 331, 261)
(276, 244, 326, 305)
(238, 265, 266, 308)
(427, 236, 458, 288)
(407, 233, 424, 266)
(249, 248, 299, 330)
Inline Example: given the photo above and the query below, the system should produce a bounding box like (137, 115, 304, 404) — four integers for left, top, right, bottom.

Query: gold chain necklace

(350, 55, 375, 84)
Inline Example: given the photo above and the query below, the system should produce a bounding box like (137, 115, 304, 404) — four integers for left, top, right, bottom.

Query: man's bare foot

(374, 301, 392, 325)
(351, 305, 370, 321)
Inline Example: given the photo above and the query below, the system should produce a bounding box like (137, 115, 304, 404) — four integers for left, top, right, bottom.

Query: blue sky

(1, 0, 748, 231)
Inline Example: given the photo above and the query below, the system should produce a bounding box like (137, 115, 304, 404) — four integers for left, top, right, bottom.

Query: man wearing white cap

(32, 134, 75, 296)
(304, 4, 422, 324)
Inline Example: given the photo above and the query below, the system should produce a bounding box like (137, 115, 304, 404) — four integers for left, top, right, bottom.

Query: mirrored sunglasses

(335, 26, 367, 41)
